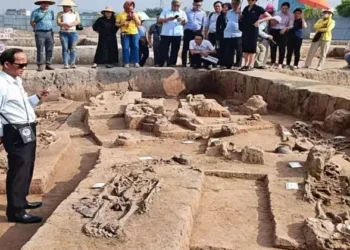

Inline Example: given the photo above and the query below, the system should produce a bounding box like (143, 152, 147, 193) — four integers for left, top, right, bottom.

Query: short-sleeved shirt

(30, 8, 54, 31)
(205, 12, 220, 33)
(149, 24, 162, 46)
(57, 10, 81, 32)
(138, 26, 146, 37)
(116, 11, 139, 35)
(224, 10, 242, 38)
(160, 9, 187, 37)
(189, 39, 214, 51)
(241, 5, 265, 32)
(289, 18, 303, 39)
(184, 9, 206, 31)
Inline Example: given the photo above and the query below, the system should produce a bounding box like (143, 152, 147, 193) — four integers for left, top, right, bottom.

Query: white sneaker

(91, 63, 97, 68)
(135, 63, 140, 68)
(70, 64, 76, 69)
(316, 67, 322, 71)
(63, 65, 69, 69)
(124, 64, 130, 68)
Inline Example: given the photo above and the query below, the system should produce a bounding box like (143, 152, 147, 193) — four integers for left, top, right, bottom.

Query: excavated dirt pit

(2, 67, 350, 250)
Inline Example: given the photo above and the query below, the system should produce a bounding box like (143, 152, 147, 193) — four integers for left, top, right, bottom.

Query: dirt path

(0, 137, 99, 250)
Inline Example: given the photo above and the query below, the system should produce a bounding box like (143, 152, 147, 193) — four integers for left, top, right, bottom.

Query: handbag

(76, 24, 83, 31)
(312, 32, 323, 43)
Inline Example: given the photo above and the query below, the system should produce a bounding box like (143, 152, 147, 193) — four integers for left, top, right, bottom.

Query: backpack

(208, 12, 214, 22)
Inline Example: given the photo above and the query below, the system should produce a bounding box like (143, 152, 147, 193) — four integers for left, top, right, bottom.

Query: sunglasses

(12, 63, 28, 69)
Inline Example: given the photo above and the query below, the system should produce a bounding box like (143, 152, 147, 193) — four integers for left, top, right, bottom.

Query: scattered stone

(196, 99, 230, 118)
(142, 123, 155, 133)
(37, 131, 57, 149)
(306, 146, 335, 180)
(115, 133, 135, 146)
(206, 138, 223, 156)
(239, 95, 268, 115)
(312, 120, 324, 130)
(275, 143, 293, 154)
(241, 146, 265, 164)
(247, 114, 261, 121)
(221, 142, 238, 159)
(294, 137, 314, 152)
(323, 109, 350, 135)
(304, 217, 335, 250)
(172, 154, 192, 165)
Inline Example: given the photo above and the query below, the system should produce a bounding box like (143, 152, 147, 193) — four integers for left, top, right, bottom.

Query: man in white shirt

(158, 0, 187, 67)
(205, 1, 222, 46)
(345, 41, 350, 68)
(189, 33, 216, 69)
(0, 48, 50, 224)
(182, 0, 206, 67)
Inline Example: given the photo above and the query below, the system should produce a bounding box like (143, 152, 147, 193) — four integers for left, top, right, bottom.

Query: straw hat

(35, 0, 55, 5)
(58, 0, 77, 7)
(101, 6, 115, 15)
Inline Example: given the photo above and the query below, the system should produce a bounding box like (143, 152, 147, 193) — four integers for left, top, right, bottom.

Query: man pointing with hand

(0, 48, 50, 224)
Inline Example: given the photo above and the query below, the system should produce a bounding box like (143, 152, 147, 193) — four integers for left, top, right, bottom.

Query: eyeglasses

(12, 63, 28, 69)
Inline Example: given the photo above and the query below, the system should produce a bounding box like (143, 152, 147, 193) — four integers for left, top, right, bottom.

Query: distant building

(17, 9, 31, 16)
(80, 12, 100, 17)
(5, 9, 17, 15)
(5, 8, 31, 16)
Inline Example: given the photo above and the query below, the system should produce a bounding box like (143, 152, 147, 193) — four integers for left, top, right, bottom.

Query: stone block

(306, 146, 336, 180)
(239, 95, 268, 115)
(323, 109, 350, 135)
(241, 146, 265, 164)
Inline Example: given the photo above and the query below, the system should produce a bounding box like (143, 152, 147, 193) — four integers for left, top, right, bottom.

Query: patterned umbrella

(298, 0, 329, 9)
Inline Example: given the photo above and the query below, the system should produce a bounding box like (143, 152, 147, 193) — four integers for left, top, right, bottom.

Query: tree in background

(303, 5, 322, 19)
(336, 0, 350, 17)
(144, 8, 163, 17)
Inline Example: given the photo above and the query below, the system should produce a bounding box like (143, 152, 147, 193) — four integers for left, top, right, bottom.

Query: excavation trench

(1, 68, 350, 250)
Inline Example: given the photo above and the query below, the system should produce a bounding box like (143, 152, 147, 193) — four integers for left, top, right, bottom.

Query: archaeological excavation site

(2, 31, 350, 250)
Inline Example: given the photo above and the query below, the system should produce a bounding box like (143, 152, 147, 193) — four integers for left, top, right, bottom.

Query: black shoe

(45, 65, 54, 70)
(24, 202, 42, 210)
(239, 66, 248, 71)
(255, 66, 266, 69)
(8, 213, 42, 224)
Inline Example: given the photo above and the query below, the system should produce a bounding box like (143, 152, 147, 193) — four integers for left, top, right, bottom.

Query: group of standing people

(31, 0, 81, 71)
(30, 0, 338, 72)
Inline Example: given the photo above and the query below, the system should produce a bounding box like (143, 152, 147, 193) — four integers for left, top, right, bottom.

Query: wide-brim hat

(35, 0, 55, 5)
(58, 0, 77, 7)
(101, 6, 115, 15)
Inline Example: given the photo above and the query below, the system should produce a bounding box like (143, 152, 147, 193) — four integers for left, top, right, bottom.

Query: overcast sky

(0, 0, 342, 13)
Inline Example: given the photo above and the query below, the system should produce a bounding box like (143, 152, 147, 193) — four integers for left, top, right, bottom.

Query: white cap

(322, 8, 334, 14)
(272, 16, 282, 23)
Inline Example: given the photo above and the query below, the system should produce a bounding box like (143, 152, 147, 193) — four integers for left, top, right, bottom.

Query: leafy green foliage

(144, 8, 163, 17)
(336, 0, 350, 17)
(303, 5, 322, 19)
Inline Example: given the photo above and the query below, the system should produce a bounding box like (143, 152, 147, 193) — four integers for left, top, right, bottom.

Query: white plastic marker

(182, 141, 195, 144)
(91, 183, 105, 189)
(289, 162, 303, 169)
(285, 182, 299, 190)
(139, 156, 153, 161)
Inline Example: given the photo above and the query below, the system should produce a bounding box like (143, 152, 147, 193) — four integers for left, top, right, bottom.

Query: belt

(35, 30, 52, 32)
